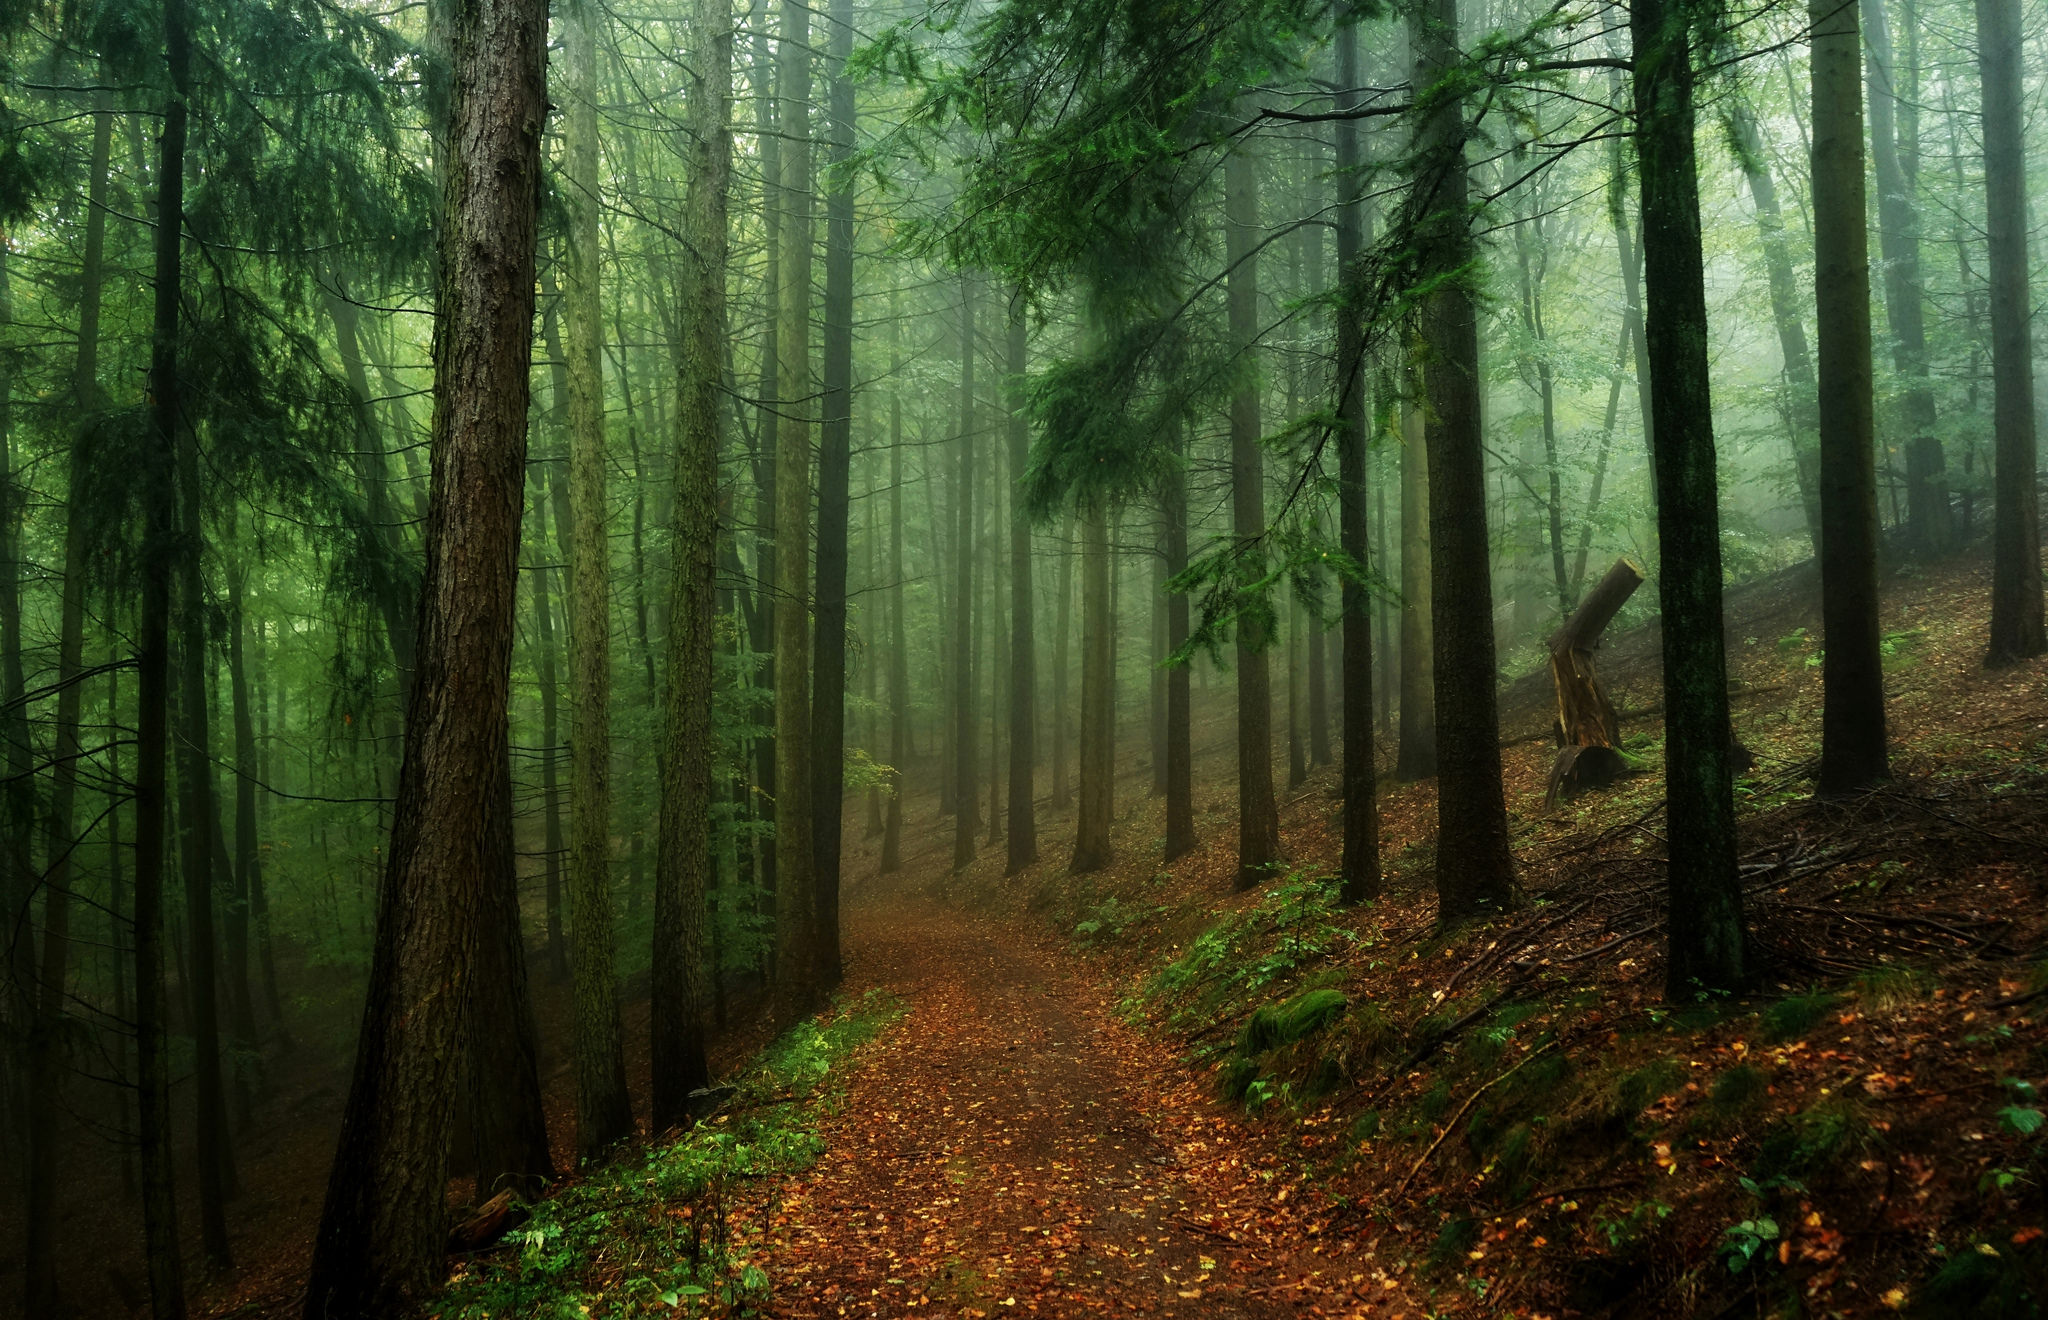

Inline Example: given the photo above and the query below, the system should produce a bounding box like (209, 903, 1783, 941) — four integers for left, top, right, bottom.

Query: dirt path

(750, 896, 1396, 1319)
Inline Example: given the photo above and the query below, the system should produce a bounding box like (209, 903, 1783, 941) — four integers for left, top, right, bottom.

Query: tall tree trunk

(24, 88, 116, 1312)
(1225, 142, 1280, 892)
(1336, 13, 1380, 904)
(1607, 71, 1657, 503)
(1978, 0, 2045, 665)
(880, 309, 908, 874)
(748, 0, 781, 933)
(652, 0, 729, 1129)
(1052, 515, 1074, 811)
(225, 570, 261, 1081)
(1863, 0, 1950, 558)
(1412, 0, 1514, 921)
(303, 0, 547, 1303)
(137, 13, 194, 1301)
(562, 0, 633, 1156)
(810, 0, 855, 981)
(772, 0, 817, 1015)
(529, 473, 569, 977)
(467, 743, 553, 1200)
(0, 222, 34, 1204)
(1811, 0, 1892, 792)
(174, 331, 237, 1271)
(1162, 428, 1195, 861)
(1513, 213, 1571, 614)
(1071, 505, 1114, 872)
(1005, 299, 1039, 872)
(1395, 389, 1436, 779)
(1633, 0, 1748, 996)
(1724, 97, 1823, 552)
(951, 279, 980, 869)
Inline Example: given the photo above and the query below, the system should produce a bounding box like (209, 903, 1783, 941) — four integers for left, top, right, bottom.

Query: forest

(0, 0, 2045, 1314)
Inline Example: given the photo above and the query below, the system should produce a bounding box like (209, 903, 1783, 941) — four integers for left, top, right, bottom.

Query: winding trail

(750, 896, 1396, 1319)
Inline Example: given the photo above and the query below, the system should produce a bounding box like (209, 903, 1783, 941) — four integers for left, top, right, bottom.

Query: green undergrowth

(438, 989, 904, 1319)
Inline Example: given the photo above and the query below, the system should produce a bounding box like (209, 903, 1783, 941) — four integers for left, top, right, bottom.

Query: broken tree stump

(1544, 557, 1643, 807)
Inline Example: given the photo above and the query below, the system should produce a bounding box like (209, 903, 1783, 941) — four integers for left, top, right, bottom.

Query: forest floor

(421, 538, 2047, 1320)
(15, 539, 2043, 1320)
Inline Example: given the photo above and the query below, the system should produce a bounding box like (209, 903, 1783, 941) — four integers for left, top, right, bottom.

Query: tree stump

(1544, 558, 1643, 806)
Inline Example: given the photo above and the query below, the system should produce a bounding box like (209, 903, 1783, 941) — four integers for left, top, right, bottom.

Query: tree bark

(880, 305, 908, 874)
(1052, 514, 1074, 811)
(1335, 12, 1381, 903)
(810, 0, 855, 979)
(1811, 0, 1893, 792)
(562, 0, 633, 1156)
(302, 0, 547, 1303)
(528, 469, 569, 977)
(1724, 96, 1823, 553)
(1978, 0, 2045, 665)
(952, 279, 980, 869)
(1542, 558, 1642, 805)
(1005, 298, 1039, 872)
(1634, 0, 1748, 995)
(1071, 505, 1114, 873)
(1395, 390, 1436, 779)
(772, 0, 817, 1015)
(137, 18, 194, 1301)
(651, 0, 728, 1129)
(174, 316, 237, 1270)
(467, 745, 553, 1200)
(1412, 0, 1514, 921)
(1225, 141, 1281, 892)
(1863, 0, 1951, 559)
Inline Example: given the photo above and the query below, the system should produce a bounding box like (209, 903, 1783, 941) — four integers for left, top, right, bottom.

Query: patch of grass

(1853, 964, 1935, 1014)
(1611, 1059, 1688, 1125)
(1915, 1241, 2046, 1320)
(437, 989, 904, 1319)
(1763, 990, 1842, 1042)
(1428, 1215, 1480, 1273)
(1710, 1063, 1768, 1113)
(1237, 988, 1349, 1055)
(1752, 1100, 1873, 1186)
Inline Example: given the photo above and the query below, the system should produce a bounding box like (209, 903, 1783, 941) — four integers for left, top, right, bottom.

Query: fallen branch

(1393, 1042, 1561, 1198)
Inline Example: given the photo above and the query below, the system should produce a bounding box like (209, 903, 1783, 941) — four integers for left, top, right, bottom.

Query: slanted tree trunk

(1225, 140, 1281, 892)
(1412, 0, 1513, 921)
(562, 0, 633, 1156)
(467, 746, 553, 1200)
(302, 0, 547, 1302)
(1864, 0, 1951, 559)
(1977, 0, 2045, 665)
(771, 0, 817, 1015)
(1634, 0, 1747, 996)
(1005, 299, 1039, 872)
(1071, 505, 1114, 872)
(1811, 0, 1892, 792)
(1543, 558, 1642, 805)
(653, 0, 730, 1127)
(1723, 97, 1823, 553)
